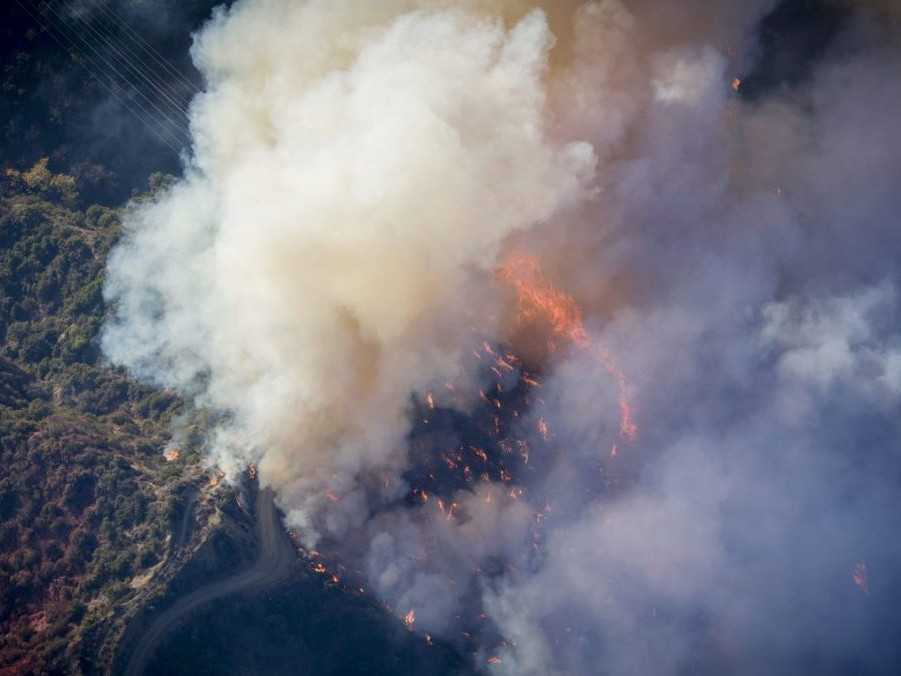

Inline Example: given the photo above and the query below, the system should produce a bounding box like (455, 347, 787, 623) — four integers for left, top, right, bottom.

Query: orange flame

(404, 609, 416, 627)
(498, 255, 589, 346)
(498, 254, 637, 443)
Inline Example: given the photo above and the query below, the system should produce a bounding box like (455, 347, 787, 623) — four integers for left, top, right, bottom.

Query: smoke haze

(103, 1, 901, 673)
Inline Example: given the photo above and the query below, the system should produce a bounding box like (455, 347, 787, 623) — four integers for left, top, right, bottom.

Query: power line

(54, 0, 196, 116)
(92, 0, 201, 97)
(38, 0, 190, 145)
(51, 0, 193, 121)
(13, 0, 187, 156)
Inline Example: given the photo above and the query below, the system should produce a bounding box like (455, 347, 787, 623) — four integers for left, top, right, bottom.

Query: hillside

(0, 159, 470, 676)
(0, 159, 194, 673)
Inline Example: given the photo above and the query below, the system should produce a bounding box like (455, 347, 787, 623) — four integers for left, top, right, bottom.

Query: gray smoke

(102, 1, 901, 674)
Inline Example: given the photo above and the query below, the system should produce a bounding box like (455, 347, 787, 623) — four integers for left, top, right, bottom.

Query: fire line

(497, 254, 638, 444)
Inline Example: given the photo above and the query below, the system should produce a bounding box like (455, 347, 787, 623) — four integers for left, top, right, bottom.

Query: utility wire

(38, 0, 190, 145)
(93, 0, 201, 97)
(50, 0, 193, 121)
(51, 0, 194, 120)
(38, 1, 190, 147)
(13, 0, 187, 156)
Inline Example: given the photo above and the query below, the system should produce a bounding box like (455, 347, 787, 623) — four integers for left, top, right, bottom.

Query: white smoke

(103, 1, 901, 674)
(104, 0, 595, 530)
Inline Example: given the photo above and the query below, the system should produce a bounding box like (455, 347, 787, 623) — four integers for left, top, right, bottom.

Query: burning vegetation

(498, 254, 637, 444)
(291, 253, 640, 662)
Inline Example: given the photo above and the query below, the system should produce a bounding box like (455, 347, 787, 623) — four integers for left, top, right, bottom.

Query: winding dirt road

(123, 488, 295, 676)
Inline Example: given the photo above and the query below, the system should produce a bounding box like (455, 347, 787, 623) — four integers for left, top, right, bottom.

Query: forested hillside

(0, 161, 457, 676)
(0, 160, 204, 674)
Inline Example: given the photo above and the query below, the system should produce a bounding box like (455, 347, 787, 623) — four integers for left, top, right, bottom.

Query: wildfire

(387, 256, 639, 658)
(498, 254, 589, 347)
(498, 254, 638, 444)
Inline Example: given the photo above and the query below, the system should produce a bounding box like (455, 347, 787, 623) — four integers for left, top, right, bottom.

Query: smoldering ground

(102, 1, 901, 674)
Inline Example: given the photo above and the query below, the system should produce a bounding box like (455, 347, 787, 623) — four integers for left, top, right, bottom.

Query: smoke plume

(103, 1, 901, 673)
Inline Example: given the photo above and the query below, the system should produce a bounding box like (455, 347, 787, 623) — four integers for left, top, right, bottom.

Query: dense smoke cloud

(104, 0, 596, 524)
(103, 1, 901, 674)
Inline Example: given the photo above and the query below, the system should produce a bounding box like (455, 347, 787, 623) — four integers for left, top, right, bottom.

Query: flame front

(498, 254, 638, 444)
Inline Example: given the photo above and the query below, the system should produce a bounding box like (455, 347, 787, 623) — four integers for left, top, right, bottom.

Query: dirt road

(123, 488, 295, 676)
